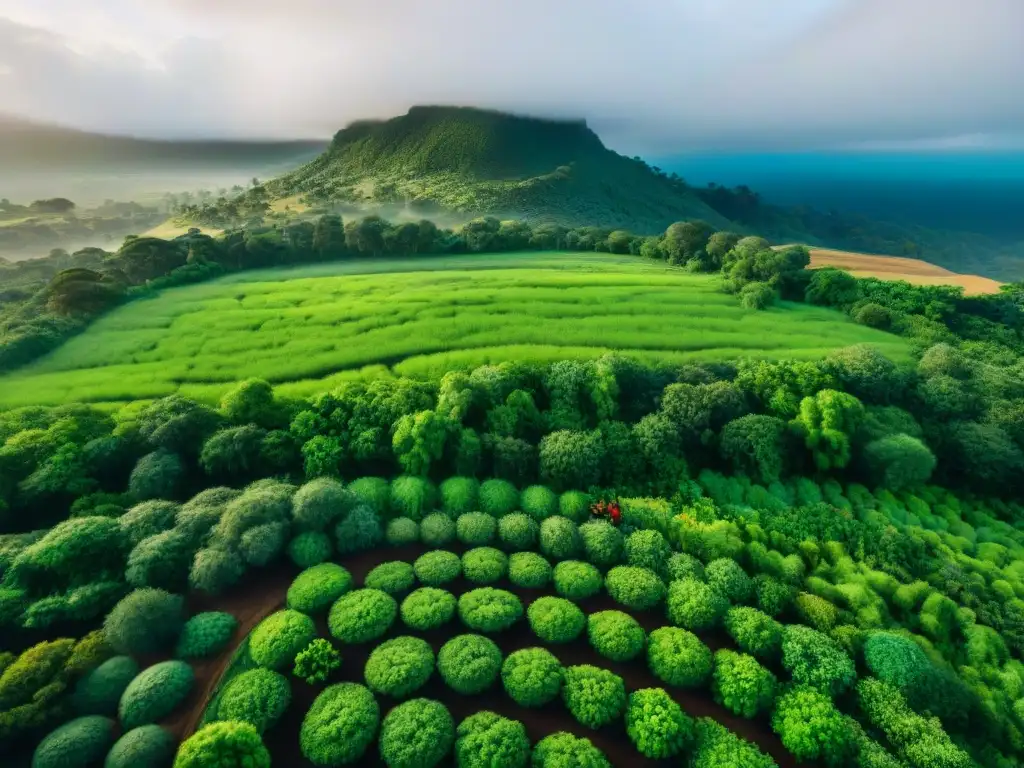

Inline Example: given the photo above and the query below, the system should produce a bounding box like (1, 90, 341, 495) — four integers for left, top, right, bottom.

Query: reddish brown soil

(166, 544, 807, 767)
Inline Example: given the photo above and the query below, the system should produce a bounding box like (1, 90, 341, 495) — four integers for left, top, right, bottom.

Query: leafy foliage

(175, 611, 238, 660)
(174, 721, 270, 768)
(249, 610, 317, 670)
(458, 587, 523, 633)
(711, 649, 777, 718)
(507, 552, 552, 588)
(328, 589, 397, 644)
(605, 566, 667, 611)
(413, 550, 462, 586)
(552, 560, 603, 601)
(625, 687, 695, 758)
(419, 512, 456, 548)
(666, 578, 729, 631)
(378, 698, 455, 768)
(501, 647, 563, 707)
(118, 660, 194, 729)
(364, 636, 434, 698)
(103, 588, 184, 655)
(437, 634, 503, 694)
(364, 560, 416, 595)
(216, 668, 291, 733)
(532, 732, 611, 768)
(455, 711, 529, 768)
(587, 610, 646, 662)
(781, 625, 857, 697)
(456, 512, 497, 546)
(497, 512, 539, 552)
(561, 664, 626, 728)
(299, 683, 378, 766)
(772, 685, 854, 766)
(32, 715, 115, 768)
(105, 725, 176, 768)
(71, 655, 138, 716)
(527, 596, 586, 644)
(293, 638, 341, 685)
(647, 627, 712, 688)
(400, 587, 457, 631)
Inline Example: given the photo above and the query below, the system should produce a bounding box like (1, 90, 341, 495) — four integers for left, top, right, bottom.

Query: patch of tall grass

(0, 252, 909, 406)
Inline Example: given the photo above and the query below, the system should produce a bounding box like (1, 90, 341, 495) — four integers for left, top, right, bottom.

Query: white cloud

(0, 0, 1021, 151)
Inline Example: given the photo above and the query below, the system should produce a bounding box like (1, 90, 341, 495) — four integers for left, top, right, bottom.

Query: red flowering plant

(589, 498, 622, 526)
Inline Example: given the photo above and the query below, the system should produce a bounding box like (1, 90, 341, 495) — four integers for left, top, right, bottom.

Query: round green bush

(333, 505, 383, 555)
(520, 485, 558, 521)
(119, 660, 194, 729)
(413, 550, 462, 586)
(558, 490, 591, 523)
(292, 478, 355, 532)
(33, 716, 115, 768)
(456, 512, 497, 546)
(527, 597, 585, 644)
(379, 698, 455, 768)
(501, 648, 563, 707)
(293, 638, 342, 685)
(189, 547, 245, 596)
(666, 578, 728, 631)
(250, 610, 317, 670)
(73, 656, 140, 716)
(462, 547, 508, 585)
(420, 513, 456, 547)
(458, 588, 523, 633)
(386, 517, 420, 546)
(587, 611, 646, 662)
(711, 649, 777, 718)
(561, 664, 626, 728)
(666, 552, 705, 582)
(539, 516, 581, 561)
(175, 612, 238, 660)
(705, 558, 754, 603)
(103, 588, 184, 655)
(287, 563, 353, 614)
(578, 520, 624, 568)
(552, 560, 603, 601)
(508, 552, 552, 589)
(437, 634, 503, 694)
(104, 725, 174, 768)
(624, 530, 672, 576)
(647, 627, 712, 688)
(349, 476, 391, 517)
(605, 566, 666, 611)
(287, 531, 333, 569)
(781, 625, 856, 697)
(173, 721, 269, 768)
(754, 574, 794, 617)
(863, 631, 932, 691)
(724, 607, 783, 660)
(691, 718, 774, 768)
(455, 712, 529, 768)
(365, 561, 416, 595)
(328, 589, 397, 644)
(479, 479, 519, 517)
(300, 683, 379, 766)
(532, 732, 610, 768)
(440, 476, 480, 516)
(364, 636, 434, 698)
(625, 688, 694, 759)
(497, 513, 539, 552)
(400, 587, 457, 631)
(217, 668, 291, 733)
(389, 476, 437, 521)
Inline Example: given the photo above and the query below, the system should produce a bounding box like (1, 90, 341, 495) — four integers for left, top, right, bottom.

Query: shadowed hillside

(271, 106, 729, 231)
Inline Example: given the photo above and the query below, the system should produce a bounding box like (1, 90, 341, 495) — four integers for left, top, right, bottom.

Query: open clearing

(0, 252, 910, 407)
(141, 219, 224, 239)
(790, 244, 1004, 295)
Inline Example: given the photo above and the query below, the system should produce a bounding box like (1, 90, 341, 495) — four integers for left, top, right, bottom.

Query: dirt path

(165, 545, 805, 766)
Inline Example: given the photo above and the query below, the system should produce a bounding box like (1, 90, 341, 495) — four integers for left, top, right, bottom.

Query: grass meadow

(0, 252, 910, 406)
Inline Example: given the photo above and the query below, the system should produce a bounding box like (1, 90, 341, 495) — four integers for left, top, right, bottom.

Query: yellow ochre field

(782, 245, 1004, 295)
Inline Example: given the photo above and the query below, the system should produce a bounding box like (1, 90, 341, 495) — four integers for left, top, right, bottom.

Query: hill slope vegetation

(271, 106, 729, 231)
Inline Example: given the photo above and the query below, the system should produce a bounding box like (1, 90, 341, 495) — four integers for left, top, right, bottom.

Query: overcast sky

(0, 0, 1021, 153)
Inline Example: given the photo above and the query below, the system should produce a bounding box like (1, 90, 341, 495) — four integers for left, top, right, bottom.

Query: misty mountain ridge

(0, 114, 327, 171)
(272, 105, 729, 231)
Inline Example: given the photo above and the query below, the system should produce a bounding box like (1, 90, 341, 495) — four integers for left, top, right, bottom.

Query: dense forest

(3, 203, 1024, 767)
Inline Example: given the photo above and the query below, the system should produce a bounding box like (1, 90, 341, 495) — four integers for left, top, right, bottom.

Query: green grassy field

(0, 252, 910, 407)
